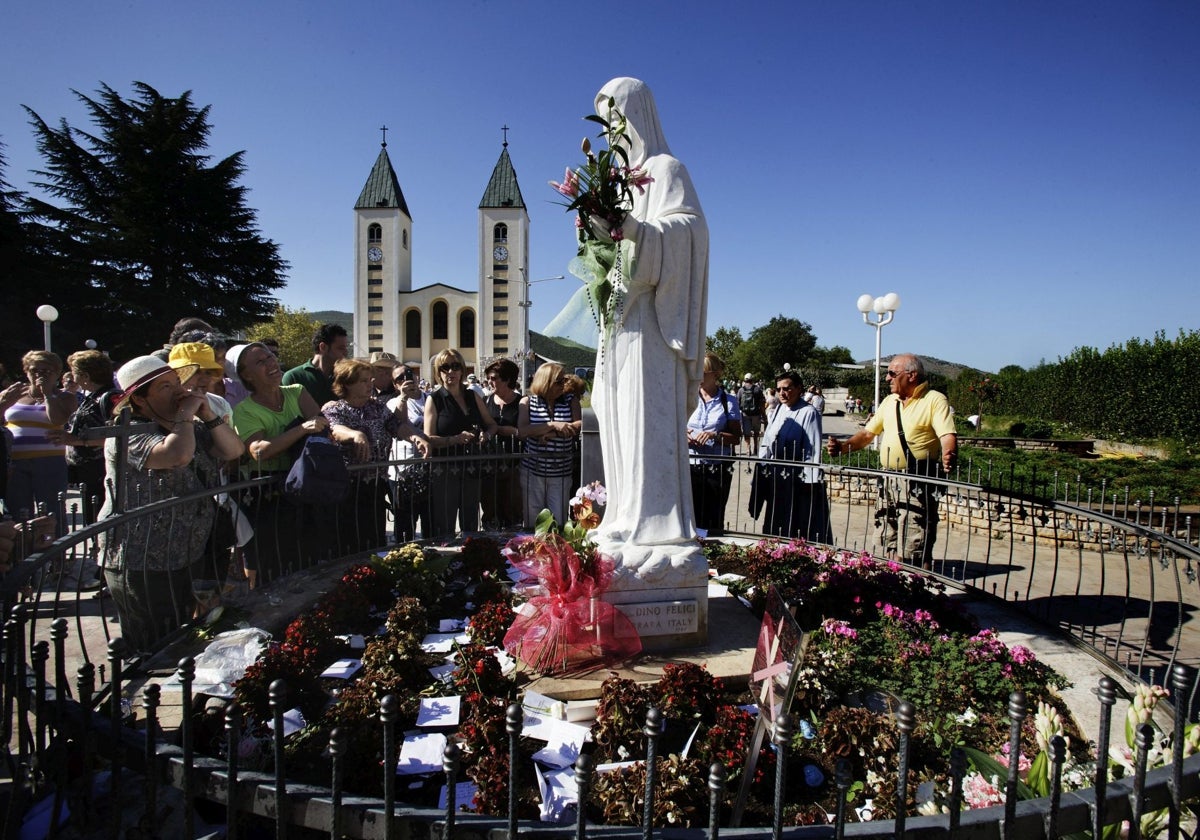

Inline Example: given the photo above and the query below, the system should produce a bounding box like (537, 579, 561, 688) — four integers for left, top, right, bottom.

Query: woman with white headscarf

(586, 77, 709, 583)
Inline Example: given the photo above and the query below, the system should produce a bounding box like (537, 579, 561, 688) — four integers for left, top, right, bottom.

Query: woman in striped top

(518, 362, 581, 528)
(1, 351, 76, 524)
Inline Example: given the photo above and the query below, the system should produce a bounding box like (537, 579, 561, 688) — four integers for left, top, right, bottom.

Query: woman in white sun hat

(98, 355, 244, 654)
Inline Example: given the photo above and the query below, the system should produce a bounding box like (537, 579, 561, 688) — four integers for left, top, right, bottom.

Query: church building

(351, 133, 530, 379)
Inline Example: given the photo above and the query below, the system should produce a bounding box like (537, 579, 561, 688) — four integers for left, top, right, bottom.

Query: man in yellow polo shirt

(827, 354, 957, 568)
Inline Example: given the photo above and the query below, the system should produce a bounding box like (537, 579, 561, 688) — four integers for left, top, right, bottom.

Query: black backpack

(284, 434, 351, 505)
(738, 385, 760, 415)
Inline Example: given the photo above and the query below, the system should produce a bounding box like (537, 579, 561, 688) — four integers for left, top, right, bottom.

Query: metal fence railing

(2, 446, 1198, 836)
(5, 637, 1199, 839)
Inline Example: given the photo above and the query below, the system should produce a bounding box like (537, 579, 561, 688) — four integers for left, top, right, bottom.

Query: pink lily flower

(626, 166, 654, 195)
(549, 168, 580, 198)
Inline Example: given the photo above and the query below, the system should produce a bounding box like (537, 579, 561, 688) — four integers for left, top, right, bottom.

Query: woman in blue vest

(686, 352, 742, 536)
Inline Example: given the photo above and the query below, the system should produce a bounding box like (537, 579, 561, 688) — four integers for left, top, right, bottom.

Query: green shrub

(1024, 422, 1052, 439)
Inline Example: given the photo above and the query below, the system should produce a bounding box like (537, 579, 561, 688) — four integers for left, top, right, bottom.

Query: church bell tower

(353, 128, 412, 356)
(478, 129, 530, 361)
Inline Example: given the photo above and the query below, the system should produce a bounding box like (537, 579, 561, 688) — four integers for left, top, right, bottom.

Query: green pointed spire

(355, 145, 411, 215)
(479, 146, 525, 209)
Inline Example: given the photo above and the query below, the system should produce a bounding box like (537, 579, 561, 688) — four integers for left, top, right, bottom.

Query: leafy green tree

(809, 344, 854, 366)
(738, 315, 818, 382)
(246, 305, 320, 369)
(706, 326, 743, 369)
(22, 82, 287, 359)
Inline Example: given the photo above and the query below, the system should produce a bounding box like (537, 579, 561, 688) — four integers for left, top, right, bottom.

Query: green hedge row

(948, 330, 1200, 442)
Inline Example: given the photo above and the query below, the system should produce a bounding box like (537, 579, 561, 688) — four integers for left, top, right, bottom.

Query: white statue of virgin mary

(588, 77, 709, 595)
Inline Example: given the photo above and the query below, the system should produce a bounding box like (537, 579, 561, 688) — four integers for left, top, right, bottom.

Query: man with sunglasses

(827, 353, 957, 568)
(370, 352, 400, 401)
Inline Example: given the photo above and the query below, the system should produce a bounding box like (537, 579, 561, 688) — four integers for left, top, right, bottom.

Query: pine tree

(0, 144, 53, 370)
(22, 82, 288, 359)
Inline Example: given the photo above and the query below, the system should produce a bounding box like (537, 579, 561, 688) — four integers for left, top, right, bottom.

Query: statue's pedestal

(583, 410, 709, 650)
(605, 580, 709, 652)
(599, 541, 709, 651)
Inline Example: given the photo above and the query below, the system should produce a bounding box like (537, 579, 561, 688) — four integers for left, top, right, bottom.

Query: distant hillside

(310, 310, 352, 328)
(309, 310, 353, 344)
(854, 354, 983, 380)
(531, 332, 598, 371)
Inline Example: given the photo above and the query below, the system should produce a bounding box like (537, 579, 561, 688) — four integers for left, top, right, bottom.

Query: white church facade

(351, 137, 531, 379)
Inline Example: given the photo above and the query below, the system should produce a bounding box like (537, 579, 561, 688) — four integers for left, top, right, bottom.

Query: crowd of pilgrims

(1, 315, 838, 654)
(0, 317, 583, 652)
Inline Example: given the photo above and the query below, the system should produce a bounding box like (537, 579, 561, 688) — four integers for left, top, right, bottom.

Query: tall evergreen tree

(23, 82, 287, 359)
(0, 144, 52, 370)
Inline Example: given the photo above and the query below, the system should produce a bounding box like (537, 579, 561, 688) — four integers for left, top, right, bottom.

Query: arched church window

(367, 224, 382, 243)
(405, 310, 421, 348)
(493, 223, 507, 243)
(459, 310, 476, 348)
(432, 301, 448, 340)
(402, 229, 409, 249)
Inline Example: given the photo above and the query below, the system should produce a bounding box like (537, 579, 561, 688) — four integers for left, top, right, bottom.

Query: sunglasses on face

(439, 362, 463, 373)
(394, 371, 414, 382)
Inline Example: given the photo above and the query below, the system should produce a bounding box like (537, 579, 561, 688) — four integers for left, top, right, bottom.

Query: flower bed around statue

(210, 533, 1194, 831)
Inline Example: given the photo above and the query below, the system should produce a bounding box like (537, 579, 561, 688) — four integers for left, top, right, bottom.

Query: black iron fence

(3, 637, 1199, 838)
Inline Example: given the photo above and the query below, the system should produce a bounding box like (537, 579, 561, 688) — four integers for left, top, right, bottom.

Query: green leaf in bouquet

(534, 508, 558, 536)
(1025, 750, 1050, 798)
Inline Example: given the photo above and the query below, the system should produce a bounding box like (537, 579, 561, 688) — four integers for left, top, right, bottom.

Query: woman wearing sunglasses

(424, 349, 497, 538)
(518, 362, 581, 528)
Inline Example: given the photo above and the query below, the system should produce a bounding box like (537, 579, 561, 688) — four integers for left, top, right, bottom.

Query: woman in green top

(229, 343, 330, 586)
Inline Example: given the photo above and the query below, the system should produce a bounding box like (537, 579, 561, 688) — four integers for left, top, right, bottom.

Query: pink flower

(549, 167, 580, 198)
(993, 745, 1032, 781)
(963, 773, 1005, 809)
(1009, 645, 1036, 665)
(821, 618, 858, 640)
(626, 166, 654, 194)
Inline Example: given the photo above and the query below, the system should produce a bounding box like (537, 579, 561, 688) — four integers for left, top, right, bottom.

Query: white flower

(1034, 700, 1065, 753)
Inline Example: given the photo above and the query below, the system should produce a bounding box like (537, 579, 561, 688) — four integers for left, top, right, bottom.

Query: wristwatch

(203, 416, 226, 429)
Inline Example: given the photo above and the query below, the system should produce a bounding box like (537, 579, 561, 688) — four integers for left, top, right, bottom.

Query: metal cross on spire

(501, 124, 509, 148)
(380, 124, 389, 148)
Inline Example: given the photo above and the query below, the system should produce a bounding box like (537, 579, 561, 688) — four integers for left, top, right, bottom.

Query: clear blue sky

(3, 1, 1197, 373)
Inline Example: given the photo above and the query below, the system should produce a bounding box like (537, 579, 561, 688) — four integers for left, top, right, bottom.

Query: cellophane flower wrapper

(502, 534, 641, 676)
